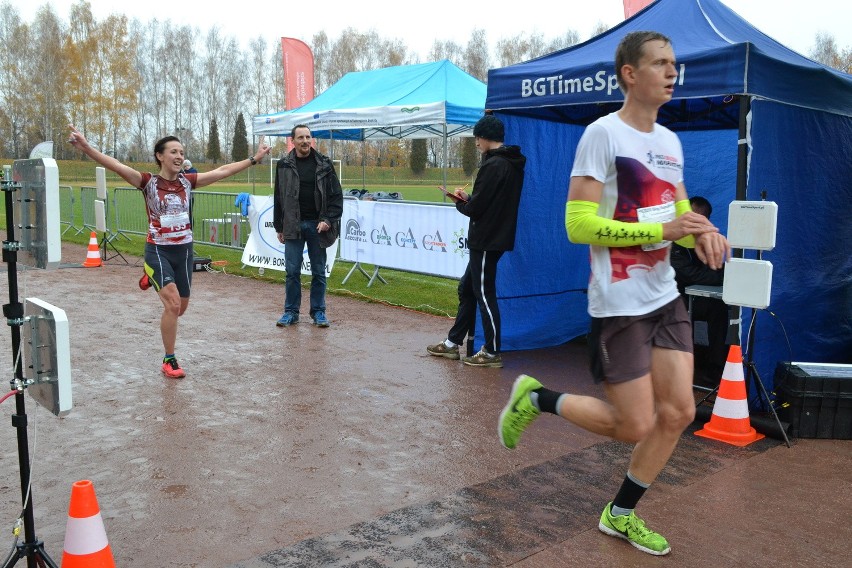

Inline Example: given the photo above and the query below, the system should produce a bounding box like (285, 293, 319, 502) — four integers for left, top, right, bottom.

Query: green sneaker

(598, 502, 671, 556)
(498, 374, 543, 449)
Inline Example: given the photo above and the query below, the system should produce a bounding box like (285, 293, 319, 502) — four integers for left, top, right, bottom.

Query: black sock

(534, 387, 563, 415)
(612, 472, 649, 513)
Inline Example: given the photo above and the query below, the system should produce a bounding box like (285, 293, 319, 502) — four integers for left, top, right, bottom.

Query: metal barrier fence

(60, 186, 250, 251)
(59, 185, 80, 235)
(80, 186, 98, 234)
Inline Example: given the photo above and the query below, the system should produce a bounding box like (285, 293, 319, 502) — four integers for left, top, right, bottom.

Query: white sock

(444, 339, 457, 348)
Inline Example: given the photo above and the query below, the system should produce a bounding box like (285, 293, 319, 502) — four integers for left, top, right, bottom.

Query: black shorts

(143, 242, 194, 298)
(588, 297, 692, 384)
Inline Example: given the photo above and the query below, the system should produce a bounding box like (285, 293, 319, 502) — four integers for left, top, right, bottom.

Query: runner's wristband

(565, 200, 663, 247)
(674, 199, 695, 248)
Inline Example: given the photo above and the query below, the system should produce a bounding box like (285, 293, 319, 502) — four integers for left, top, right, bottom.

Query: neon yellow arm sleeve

(674, 199, 695, 248)
(565, 200, 663, 247)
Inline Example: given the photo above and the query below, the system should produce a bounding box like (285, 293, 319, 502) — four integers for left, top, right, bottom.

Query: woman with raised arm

(68, 125, 270, 379)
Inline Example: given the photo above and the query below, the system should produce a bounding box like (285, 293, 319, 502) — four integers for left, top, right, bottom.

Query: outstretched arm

(68, 124, 143, 188)
(195, 137, 271, 188)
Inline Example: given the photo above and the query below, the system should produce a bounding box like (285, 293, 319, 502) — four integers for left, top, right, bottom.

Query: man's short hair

(690, 195, 712, 218)
(615, 31, 672, 92)
(472, 115, 505, 142)
(291, 124, 311, 139)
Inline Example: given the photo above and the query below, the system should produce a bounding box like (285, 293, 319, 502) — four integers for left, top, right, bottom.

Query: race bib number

(637, 202, 675, 251)
(160, 212, 190, 230)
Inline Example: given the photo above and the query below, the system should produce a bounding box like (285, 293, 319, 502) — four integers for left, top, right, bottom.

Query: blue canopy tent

(485, 0, 852, 393)
(252, 60, 486, 186)
(254, 59, 486, 140)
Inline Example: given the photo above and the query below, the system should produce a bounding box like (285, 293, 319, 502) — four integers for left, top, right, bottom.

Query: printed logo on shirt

(646, 150, 682, 171)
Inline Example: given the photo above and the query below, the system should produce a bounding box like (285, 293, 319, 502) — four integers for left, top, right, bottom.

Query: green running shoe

(498, 374, 543, 449)
(598, 502, 671, 556)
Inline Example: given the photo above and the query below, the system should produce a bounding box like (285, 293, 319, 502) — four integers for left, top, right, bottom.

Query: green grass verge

(60, 209, 460, 320)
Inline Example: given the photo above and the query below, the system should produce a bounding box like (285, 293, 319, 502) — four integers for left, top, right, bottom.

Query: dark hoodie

(456, 144, 526, 251)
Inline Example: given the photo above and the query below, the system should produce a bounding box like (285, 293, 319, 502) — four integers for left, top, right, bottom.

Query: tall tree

(312, 31, 330, 93)
(207, 118, 221, 163)
(496, 30, 581, 67)
(217, 37, 246, 158)
(589, 22, 610, 39)
(231, 112, 248, 161)
(95, 14, 138, 157)
(547, 31, 581, 54)
(64, 0, 97, 146)
(463, 29, 490, 81)
(270, 39, 286, 110)
(410, 138, 427, 175)
(30, 5, 67, 156)
(461, 138, 477, 176)
(810, 32, 852, 73)
(201, 28, 226, 154)
(0, 4, 32, 157)
(247, 36, 272, 116)
(429, 39, 464, 67)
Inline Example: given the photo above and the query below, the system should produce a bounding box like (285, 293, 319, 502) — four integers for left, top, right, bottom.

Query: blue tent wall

(746, 101, 852, 384)
(495, 117, 588, 351)
(483, 0, 852, 393)
(490, 114, 737, 352)
(488, 104, 851, 391)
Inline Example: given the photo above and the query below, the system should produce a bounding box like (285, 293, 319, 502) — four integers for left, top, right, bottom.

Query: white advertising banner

(240, 194, 337, 277)
(255, 102, 446, 136)
(340, 198, 469, 279)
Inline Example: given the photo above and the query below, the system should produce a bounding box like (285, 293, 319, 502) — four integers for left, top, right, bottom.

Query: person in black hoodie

(426, 114, 526, 368)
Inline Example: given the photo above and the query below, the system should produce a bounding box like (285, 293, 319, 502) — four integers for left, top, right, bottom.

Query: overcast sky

(10, 0, 852, 60)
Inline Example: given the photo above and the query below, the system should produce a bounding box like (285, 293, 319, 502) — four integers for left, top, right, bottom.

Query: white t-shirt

(570, 112, 684, 318)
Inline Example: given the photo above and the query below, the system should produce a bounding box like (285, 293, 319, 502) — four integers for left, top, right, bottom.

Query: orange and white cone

(83, 231, 102, 268)
(695, 345, 765, 447)
(62, 480, 115, 567)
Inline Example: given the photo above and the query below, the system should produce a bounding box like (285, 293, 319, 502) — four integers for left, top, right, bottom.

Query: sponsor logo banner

(240, 195, 336, 277)
(340, 199, 468, 278)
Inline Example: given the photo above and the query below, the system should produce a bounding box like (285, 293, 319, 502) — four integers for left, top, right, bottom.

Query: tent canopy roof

(486, 0, 852, 126)
(253, 60, 487, 140)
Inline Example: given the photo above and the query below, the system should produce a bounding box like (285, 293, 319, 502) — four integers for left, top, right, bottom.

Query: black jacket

(456, 145, 526, 251)
(671, 242, 724, 294)
(273, 148, 343, 248)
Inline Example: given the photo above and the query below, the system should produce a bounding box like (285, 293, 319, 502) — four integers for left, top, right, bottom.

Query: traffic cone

(695, 345, 765, 446)
(62, 480, 116, 567)
(83, 231, 102, 267)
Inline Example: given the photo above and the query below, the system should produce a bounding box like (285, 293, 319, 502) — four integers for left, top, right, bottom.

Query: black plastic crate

(775, 362, 852, 439)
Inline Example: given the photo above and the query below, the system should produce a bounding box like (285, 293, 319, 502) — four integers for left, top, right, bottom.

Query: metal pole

(2, 176, 58, 567)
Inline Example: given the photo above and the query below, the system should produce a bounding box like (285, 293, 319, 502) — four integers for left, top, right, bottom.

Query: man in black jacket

(427, 115, 526, 368)
(273, 124, 343, 328)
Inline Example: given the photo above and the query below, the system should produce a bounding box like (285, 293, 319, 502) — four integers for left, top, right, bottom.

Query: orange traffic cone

(62, 480, 116, 567)
(83, 232, 102, 268)
(695, 345, 765, 446)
